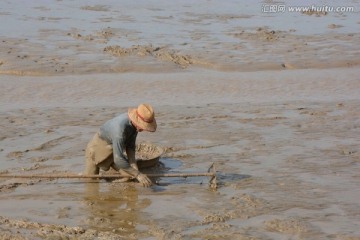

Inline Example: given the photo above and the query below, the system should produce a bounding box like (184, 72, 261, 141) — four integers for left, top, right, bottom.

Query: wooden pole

(0, 163, 217, 189)
(0, 173, 214, 179)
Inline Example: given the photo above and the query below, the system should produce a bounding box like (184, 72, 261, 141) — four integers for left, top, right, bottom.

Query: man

(84, 103, 157, 187)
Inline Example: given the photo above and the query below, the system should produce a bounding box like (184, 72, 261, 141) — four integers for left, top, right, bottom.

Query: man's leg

(97, 154, 113, 171)
(84, 132, 113, 175)
(84, 146, 100, 175)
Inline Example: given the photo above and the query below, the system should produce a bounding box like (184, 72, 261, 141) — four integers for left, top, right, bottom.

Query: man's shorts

(85, 132, 113, 170)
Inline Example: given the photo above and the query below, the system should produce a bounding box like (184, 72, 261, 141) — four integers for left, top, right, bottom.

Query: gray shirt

(99, 113, 137, 169)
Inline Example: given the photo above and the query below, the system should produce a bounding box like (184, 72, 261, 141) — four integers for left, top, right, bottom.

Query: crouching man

(84, 103, 157, 187)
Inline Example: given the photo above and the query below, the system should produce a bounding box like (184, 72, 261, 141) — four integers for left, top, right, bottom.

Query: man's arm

(126, 147, 138, 171)
(125, 147, 152, 187)
(112, 137, 130, 170)
(111, 139, 152, 187)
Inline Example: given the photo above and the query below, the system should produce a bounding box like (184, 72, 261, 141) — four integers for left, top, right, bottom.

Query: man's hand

(136, 173, 152, 187)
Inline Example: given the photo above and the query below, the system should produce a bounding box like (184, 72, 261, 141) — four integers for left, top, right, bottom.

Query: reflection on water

(82, 181, 149, 234)
(80, 158, 184, 233)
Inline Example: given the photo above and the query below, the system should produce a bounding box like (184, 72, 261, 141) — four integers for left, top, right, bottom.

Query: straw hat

(128, 104, 157, 132)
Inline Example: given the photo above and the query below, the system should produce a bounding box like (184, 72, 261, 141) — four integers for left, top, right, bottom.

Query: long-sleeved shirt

(99, 113, 137, 169)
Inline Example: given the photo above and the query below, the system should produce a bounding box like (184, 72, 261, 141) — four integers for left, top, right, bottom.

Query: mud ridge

(104, 45, 195, 68)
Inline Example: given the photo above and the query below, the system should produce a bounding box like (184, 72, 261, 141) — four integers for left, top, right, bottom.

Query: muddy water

(1, 70, 359, 239)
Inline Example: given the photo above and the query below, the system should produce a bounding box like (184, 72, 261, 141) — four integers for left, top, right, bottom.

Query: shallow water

(0, 0, 359, 74)
(1, 97, 359, 239)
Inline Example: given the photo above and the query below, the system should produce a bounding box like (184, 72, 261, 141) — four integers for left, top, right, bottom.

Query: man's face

(132, 121, 143, 132)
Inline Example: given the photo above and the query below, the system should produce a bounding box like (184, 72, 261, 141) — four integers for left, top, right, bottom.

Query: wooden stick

(0, 163, 217, 189)
(0, 172, 214, 179)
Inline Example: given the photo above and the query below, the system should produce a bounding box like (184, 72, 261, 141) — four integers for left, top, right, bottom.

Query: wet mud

(0, 1, 359, 75)
(1, 0, 360, 239)
(1, 98, 359, 239)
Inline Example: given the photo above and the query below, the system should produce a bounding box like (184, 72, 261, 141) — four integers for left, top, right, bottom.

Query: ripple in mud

(264, 217, 312, 234)
(80, 5, 109, 12)
(0, 215, 119, 239)
(217, 173, 251, 187)
(0, 180, 40, 193)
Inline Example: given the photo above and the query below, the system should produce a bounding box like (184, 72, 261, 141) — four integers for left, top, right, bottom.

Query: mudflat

(0, 1, 359, 239)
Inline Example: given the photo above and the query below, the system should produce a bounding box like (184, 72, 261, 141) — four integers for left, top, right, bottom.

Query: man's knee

(97, 156, 113, 171)
(84, 161, 99, 175)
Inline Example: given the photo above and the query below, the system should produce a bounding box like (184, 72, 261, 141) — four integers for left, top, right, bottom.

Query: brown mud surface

(1, 70, 360, 239)
(1, 27, 359, 75)
(1, 0, 360, 239)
